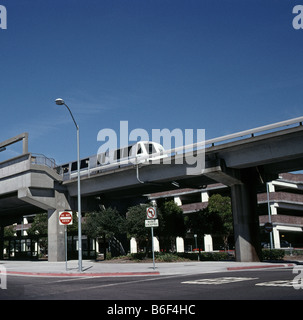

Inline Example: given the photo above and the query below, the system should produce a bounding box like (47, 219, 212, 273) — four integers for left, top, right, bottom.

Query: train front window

(145, 143, 156, 155)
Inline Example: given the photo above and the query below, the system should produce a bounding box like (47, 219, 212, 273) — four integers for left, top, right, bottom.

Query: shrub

(155, 253, 180, 262)
(129, 252, 147, 260)
(199, 252, 231, 261)
(177, 251, 232, 261)
(261, 249, 285, 261)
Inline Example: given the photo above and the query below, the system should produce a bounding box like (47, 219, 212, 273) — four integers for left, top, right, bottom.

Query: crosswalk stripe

(182, 277, 297, 288)
(182, 277, 258, 285)
(255, 280, 294, 287)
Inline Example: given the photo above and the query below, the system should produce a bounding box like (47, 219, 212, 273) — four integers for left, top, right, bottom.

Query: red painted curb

(227, 264, 294, 271)
(4, 271, 160, 277)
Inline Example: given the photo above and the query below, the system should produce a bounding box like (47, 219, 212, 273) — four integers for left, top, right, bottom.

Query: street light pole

(55, 98, 82, 272)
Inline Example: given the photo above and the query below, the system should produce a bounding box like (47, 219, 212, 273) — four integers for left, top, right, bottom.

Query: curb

(4, 271, 160, 278)
(227, 263, 294, 271)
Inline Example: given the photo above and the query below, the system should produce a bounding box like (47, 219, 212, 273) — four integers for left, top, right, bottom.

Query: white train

(58, 141, 166, 179)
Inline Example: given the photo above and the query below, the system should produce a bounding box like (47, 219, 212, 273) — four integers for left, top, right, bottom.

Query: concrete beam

(213, 126, 303, 170)
(203, 159, 242, 186)
(18, 187, 56, 211)
(0, 132, 28, 154)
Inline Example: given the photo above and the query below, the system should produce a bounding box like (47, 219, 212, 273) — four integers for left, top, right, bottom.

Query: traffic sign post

(146, 207, 158, 270)
(59, 211, 73, 271)
(150, 226, 156, 270)
(264, 222, 273, 233)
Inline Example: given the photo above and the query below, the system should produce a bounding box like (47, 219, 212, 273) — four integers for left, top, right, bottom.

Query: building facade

(148, 172, 303, 251)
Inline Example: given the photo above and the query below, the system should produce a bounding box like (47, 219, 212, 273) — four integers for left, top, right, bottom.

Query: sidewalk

(0, 259, 296, 278)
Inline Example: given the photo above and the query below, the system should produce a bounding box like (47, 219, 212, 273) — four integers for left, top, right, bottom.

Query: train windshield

(145, 143, 157, 155)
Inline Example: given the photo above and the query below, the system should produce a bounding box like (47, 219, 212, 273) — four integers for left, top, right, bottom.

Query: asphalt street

(0, 264, 302, 301)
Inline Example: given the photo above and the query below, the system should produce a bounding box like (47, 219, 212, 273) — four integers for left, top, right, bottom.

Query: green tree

(186, 207, 221, 251)
(126, 204, 150, 241)
(27, 213, 48, 255)
(4, 225, 15, 238)
(126, 204, 151, 252)
(3, 225, 15, 255)
(207, 194, 233, 249)
(83, 207, 125, 258)
(158, 200, 186, 251)
(27, 213, 48, 236)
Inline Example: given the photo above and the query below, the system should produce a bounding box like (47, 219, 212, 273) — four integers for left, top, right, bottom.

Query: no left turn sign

(146, 207, 157, 219)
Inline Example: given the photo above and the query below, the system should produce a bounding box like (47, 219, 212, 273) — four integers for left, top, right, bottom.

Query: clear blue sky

(0, 0, 303, 165)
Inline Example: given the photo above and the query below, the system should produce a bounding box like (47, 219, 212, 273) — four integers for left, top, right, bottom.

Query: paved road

(1, 266, 302, 302)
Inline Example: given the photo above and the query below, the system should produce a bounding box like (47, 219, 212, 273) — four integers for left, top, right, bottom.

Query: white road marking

(255, 280, 295, 287)
(182, 277, 258, 285)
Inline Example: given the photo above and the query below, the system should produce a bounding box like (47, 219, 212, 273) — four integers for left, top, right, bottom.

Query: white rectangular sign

(145, 219, 159, 227)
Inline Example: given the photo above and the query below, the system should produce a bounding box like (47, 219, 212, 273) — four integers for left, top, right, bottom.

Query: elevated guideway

(0, 116, 303, 262)
(62, 116, 303, 198)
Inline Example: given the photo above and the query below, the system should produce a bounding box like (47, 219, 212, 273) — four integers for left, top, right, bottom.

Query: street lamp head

(55, 98, 65, 105)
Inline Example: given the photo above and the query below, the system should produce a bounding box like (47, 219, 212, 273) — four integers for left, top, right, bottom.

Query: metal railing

(116, 115, 303, 163)
(31, 153, 57, 169)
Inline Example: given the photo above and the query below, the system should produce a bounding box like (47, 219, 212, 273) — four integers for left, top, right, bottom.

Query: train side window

(122, 147, 129, 158)
(62, 164, 69, 173)
(114, 149, 121, 160)
(128, 146, 133, 156)
(80, 158, 89, 169)
(71, 162, 77, 171)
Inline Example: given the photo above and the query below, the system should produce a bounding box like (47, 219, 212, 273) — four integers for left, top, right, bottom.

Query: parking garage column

(230, 169, 262, 262)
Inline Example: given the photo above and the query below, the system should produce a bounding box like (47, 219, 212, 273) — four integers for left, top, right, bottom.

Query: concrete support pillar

(96, 239, 99, 253)
(204, 234, 213, 252)
(230, 170, 261, 262)
(0, 226, 4, 260)
(201, 191, 209, 202)
(47, 189, 70, 262)
(176, 237, 184, 253)
(270, 204, 278, 215)
(273, 227, 280, 248)
(130, 237, 137, 254)
(153, 237, 160, 252)
(48, 209, 65, 262)
(174, 196, 182, 206)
